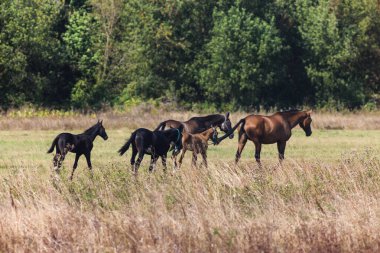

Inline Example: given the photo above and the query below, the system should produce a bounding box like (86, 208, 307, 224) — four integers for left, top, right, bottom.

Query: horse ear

(99, 119, 103, 125)
(307, 110, 313, 116)
(225, 112, 230, 119)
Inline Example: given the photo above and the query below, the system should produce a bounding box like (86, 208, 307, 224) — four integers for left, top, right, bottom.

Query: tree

(198, 5, 285, 110)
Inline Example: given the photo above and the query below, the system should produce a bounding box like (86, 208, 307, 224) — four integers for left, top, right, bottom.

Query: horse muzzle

(104, 135, 109, 140)
(306, 132, 312, 137)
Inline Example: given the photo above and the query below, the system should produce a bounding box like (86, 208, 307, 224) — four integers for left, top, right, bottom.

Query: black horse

(118, 128, 182, 173)
(154, 112, 234, 139)
(47, 120, 108, 180)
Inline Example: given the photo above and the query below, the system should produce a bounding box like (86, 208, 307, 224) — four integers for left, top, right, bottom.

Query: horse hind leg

(53, 153, 61, 172)
(235, 133, 248, 164)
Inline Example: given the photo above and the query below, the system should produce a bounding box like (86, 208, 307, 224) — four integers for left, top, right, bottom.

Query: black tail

(47, 136, 59, 153)
(217, 119, 245, 143)
(154, 121, 166, 131)
(118, 132, 136, 156)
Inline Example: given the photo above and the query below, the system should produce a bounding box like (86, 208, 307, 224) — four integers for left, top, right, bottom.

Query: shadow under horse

(47, 120, 108, 180)
(155, 112, 234, 138)
(217, 110, 313, 166)
(118, 128, 183, 173)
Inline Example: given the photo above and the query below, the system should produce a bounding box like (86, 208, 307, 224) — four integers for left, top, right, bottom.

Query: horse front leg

(84, 152, 93, 178)
(177, 148, 187, 168)
(200, 150, 208, 168)
(253, 141, 262, 168)
(70, 153, 81, 180)
(149, 155, 158, 172)
(277, 141, 286, 164)
(161, 155, 167, 172)
(191, 152, 198, 168)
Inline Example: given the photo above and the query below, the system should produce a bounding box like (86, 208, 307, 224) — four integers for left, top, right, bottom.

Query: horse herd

(47, 109, 313, 180)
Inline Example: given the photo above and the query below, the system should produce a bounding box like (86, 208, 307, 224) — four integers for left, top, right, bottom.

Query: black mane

(83, 123, 99, 135)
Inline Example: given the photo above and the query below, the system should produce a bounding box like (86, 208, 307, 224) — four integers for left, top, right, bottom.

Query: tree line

(0, 0, 379, 111)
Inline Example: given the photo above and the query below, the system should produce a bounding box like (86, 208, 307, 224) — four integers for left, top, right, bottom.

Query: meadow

(0, 109, 380, 252)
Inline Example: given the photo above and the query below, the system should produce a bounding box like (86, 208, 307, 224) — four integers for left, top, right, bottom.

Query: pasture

(0, 109, 380, 252)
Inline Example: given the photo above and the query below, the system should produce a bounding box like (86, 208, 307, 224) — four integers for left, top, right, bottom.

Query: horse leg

(178, 149, 187, 168)
(70, 153, 81, 180)
(53, 153, 61, 172)
(149, 155, 158, 172)
(191, 152, 198, 168)
(253, 141, 262, 168)
(84, 152, 93, 178)
(57, 147, 68, 171)
(130, 145, 138, 166)
(134, 152, 144, 174)
(235, 133, 248, 164)
(277, 141, 286, 163)
(201, 150, 208, 168)
(161, 155, 167, 172)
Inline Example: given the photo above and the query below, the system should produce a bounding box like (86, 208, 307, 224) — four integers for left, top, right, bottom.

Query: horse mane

(83, 123, 99, 135)
(188, 114, 224, 124)
(277, 109, 302, 115)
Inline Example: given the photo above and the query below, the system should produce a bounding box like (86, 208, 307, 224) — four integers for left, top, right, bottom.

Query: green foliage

(198, 6, 285, 109)
(0, 0, 379, 110)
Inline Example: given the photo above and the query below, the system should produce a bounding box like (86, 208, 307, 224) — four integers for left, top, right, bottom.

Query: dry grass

(1, 152, 380, 252)
(1, 106, 379, 130)
(1, 109, 380, 252)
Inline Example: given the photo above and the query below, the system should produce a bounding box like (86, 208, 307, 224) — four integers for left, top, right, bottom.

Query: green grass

(1, 129, 379, 171)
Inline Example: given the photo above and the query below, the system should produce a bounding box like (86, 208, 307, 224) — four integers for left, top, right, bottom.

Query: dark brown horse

(155, 112, 234, 138)
(217, 110, 313, 165)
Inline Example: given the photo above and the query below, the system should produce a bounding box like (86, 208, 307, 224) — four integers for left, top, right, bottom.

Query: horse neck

(163, 129, 177, 142)
(83, 126, 99, 141)
(286, 112, 306, 129)
(198, 128, 214, 140)
(209, 115, 224, 126)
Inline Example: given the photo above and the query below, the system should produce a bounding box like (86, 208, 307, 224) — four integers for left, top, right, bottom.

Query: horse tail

(217, 119, 246, 143)
(154, 121, 167, 131)
(47, 135, 59, 153)
(118, 132, 136, 156)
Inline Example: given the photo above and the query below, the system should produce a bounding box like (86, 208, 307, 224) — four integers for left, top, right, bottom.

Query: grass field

(1, 111, 380, 252)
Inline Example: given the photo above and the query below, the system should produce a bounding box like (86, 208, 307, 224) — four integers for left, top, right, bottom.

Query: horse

(47, 120, 108, 180)
(217, 110, 313, 166)
(174, 127, 218, 168)
(154, 112, 234, 138)
(118, 128, 182, 173)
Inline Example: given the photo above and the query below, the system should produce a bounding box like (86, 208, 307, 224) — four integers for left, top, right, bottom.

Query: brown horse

(155, 112, 234, 138)
(217, 110, 313, 165)
(174, 127, 218, 168)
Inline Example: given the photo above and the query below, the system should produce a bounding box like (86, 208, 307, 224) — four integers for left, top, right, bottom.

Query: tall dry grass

(1, 106, 379, 130)
(1, 150, 380, 252)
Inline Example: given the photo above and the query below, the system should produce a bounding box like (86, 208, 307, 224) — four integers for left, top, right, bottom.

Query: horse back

(243, 114, 291, 143)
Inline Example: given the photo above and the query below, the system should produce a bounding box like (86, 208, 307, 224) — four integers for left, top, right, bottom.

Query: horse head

(299, 110, 313, 137)
(220, 112, 234, 139)
(97, 120, 109, 140)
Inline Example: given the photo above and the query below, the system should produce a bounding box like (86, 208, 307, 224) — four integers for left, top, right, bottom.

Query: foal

(174, 127, 218, 168)
(118, 128, 182, 173)
(217, 110, 313, 166)
(47, 120, 108, 180)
